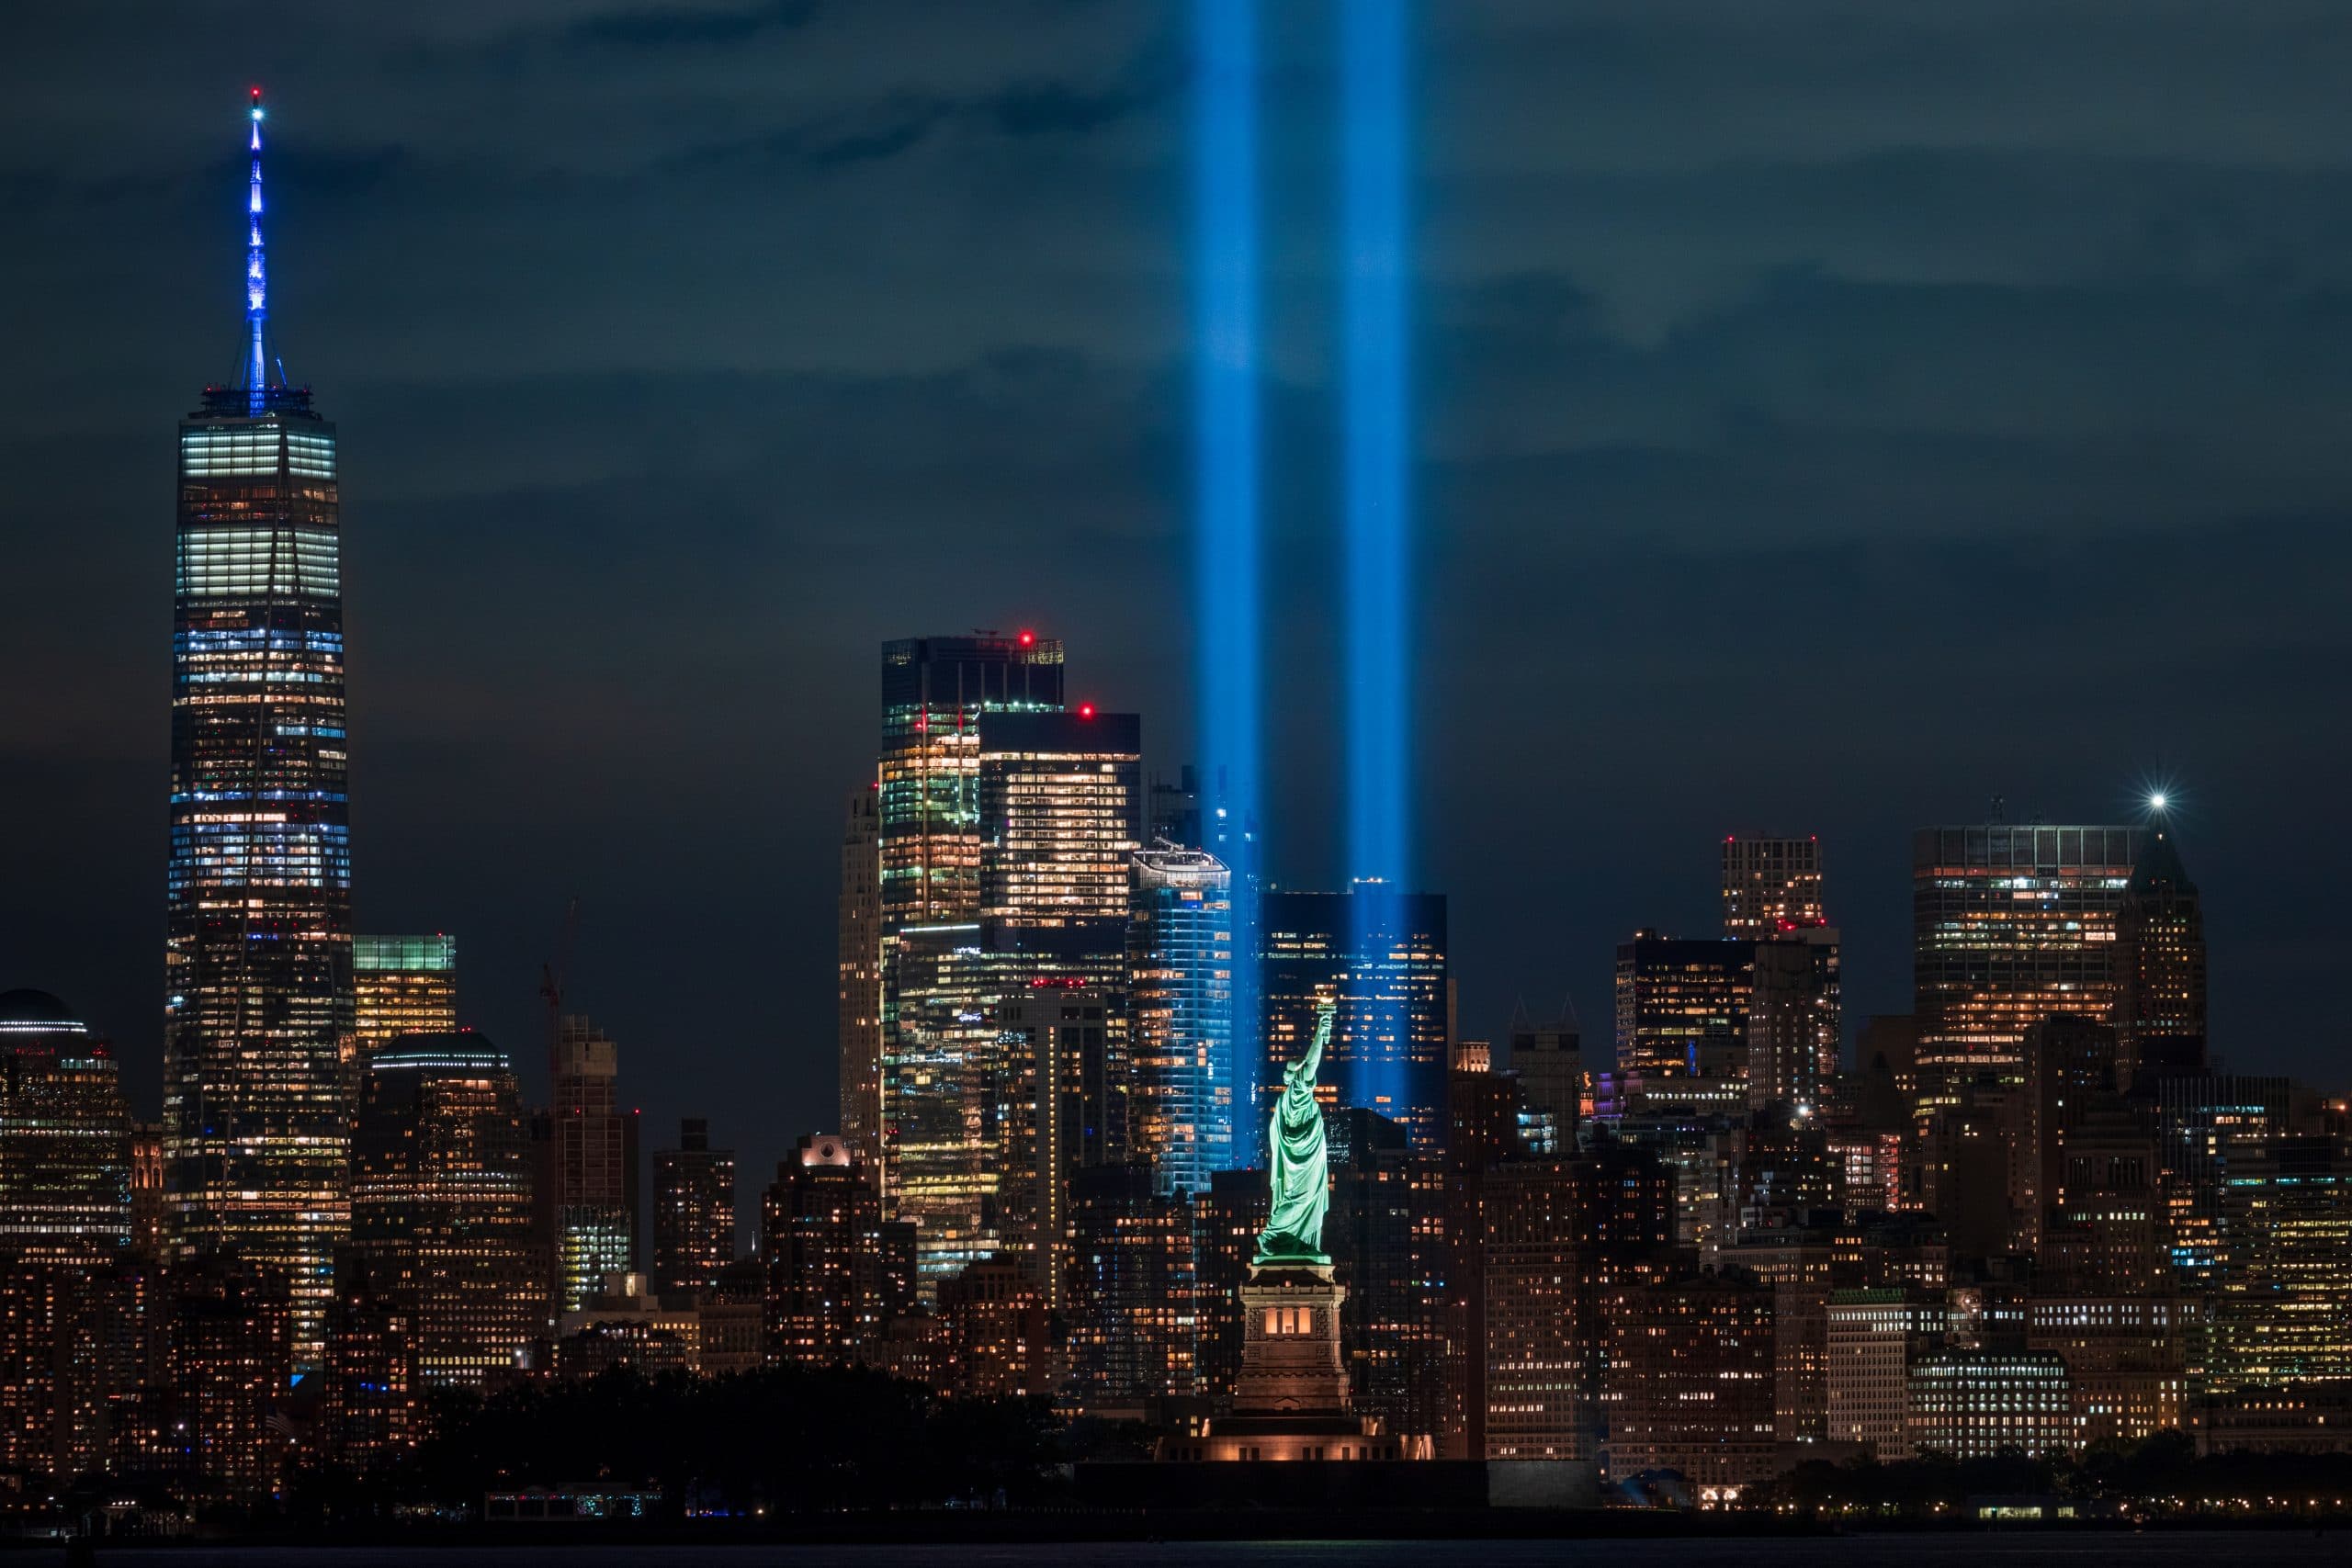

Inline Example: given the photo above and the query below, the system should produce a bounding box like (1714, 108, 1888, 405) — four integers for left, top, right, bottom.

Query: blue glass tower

(1129, 845, 1238, 1194)
(164, 89, 353, 1368)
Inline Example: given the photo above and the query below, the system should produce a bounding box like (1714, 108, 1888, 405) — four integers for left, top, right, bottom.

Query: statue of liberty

(1255, 998, 1335, 1267)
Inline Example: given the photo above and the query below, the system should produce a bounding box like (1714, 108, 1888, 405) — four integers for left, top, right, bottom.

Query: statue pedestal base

(1163, 1262, 1401, 1462)
(1233, 1262, 1351, 1416)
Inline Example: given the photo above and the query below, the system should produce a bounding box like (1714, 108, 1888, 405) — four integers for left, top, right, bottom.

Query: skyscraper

(1912, 822, 2139, 1093)
(353, 935, 458, 1058)
(349, 1034, 543, 1388)
(874, 634, 1065, 1279)
(1613, 930, 1754, 1085)
(544, 1015, 637, 1311)
(2110, 823, 2208, 1082)
(1721, 835, 1826, 935)
(651, 1118, 736, 1295)
(0, 990, 131, 1254)
(1260, 886, 1449, 1149)
(164, 89, 352, 1365)
(877, 633, 1066, 933)
(1128, 845, 1238, 1194)
(836, 788, 883, 1145)
(978, 710, 1143, 928)
(761, 1134, 906, 1365)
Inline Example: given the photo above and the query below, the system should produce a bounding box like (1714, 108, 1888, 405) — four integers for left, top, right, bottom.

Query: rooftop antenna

(241, 86, 276, 411)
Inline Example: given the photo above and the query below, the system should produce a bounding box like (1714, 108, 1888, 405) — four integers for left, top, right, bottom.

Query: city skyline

(5, 5, 2349, 1235)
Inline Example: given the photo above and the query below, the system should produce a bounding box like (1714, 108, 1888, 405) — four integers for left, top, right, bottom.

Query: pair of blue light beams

(1195, 0, 1408, 894)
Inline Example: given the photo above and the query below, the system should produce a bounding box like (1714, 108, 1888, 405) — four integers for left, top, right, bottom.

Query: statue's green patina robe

(1255, 1000, 1334, 1266)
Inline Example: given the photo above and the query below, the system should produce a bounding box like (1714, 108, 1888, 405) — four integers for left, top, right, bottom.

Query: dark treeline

(1761, 1431, 2352, 1517)
(289, 1364, 1062, 1522)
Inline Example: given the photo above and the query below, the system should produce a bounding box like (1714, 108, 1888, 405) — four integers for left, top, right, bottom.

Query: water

(66, 1532, 2352, 1568)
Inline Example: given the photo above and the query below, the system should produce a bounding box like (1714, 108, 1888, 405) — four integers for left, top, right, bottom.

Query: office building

(1825, 1287, 1948, 1460)
(761, 1134, 909, 1365)
(0, 990, 131, 1254)
(543, 1016, 638, 1312)
(651, 1118, 735, 1295)
(1191, 1168, 1269, 1406)
(2211, 1135, 2352, 1390)
(1613, 931, 1754, 1086)
(1906, 1349, 2076, 1459)
(147, 1256, 296, 1503)
(1260, 887, 1450, 1149)
(1325, 1109, 1443, 1446)
(349, 1034, 543, 1388)
(978, 709, 1143, 929)
(1747, 934, 1840, 1115)
(1128, 845, 1238, 1194)
(2110, 825, 2208, 1081)
(995, 983, 1129, 1300)
(837, 788, 883, 1145)
(164, 91, 352, 1366)
(1507, 1009, 1581, 1155)
(352, 935, 458, 1058)
(1477, 1144, 1679, 1461)
(1063, 1163, 1200, 1416)
(1721, 835, 1826, 935)
(877, 633, 1065, 933)
(1600, 1269, 1779, 1495)
(1912, 822, 2139, 1090)
(2025, 1295, 2190, 1448)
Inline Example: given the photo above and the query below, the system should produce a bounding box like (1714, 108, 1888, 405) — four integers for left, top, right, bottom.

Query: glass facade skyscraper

(1128, 846, 1237, 1194)
(164, 93, 353, 1365)
(877, 634, 1065, 933)
(0, 990, 132, 1255)
(354, 934, 458, 1058)
(1259, 886, 1449, 1150)
(1912, 824, 2139, 1092)
(978, 710, 1143, 928)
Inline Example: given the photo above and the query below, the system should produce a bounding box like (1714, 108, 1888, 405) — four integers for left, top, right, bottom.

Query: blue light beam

(1343, 0, 1408, 896)
(1343, 0, 1410, 1120)
(1195, 0, 1261, 1166)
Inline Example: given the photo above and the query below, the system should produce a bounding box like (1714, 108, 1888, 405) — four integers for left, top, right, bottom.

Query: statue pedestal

(1232, 1263, 1351, 1416)
(1161, 1262, 1401, 1462)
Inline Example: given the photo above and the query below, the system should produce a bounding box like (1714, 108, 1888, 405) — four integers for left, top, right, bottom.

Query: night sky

(6, 4, 2351, 1208)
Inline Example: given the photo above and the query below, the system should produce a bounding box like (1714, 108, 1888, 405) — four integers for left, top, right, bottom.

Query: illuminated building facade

(544, 1016, 638, 1311)
(978, 709, 1142, 928)
(1721, 835, 1826, 935)
(837, 787, 882, 1145)
(1260, 887, 1449, 1149)
(651, 1118, 735, 1295)
(1477, 1145, 1678, 1461)
(1747, 934, 1840, 1115)
(1191, 1168, 1268, 1404)
(1128, 846, 1238, 1194)
(1063, 1163, 1199, 1415)
(2110, 826, 2208, 1082)
(1825, 1287, 1948, 1460)
(164, 91, 352, 1368)
(353, 935, 457, 1058)
(995, 981, 1131, 1301)
(0, 990, 131, 1254)
(1911, 823, 2139, 1090)
(2025, 1294, 2189, 1447)
(874, 635, 1065, 1270)
(1613, 931, 1754, 1085)
(2211, 1134, 2352, 1390)
(878, 634, 1065, 933)
(1325, 1108, 1444, 1446)
(1600, 1270, 1779, 1495)
(1906, 1349, 2076, 1459)
(350, 1034, 543, 1387)
(2145, 1072, 2295, 1281)
(760, 1134, 907, 1365)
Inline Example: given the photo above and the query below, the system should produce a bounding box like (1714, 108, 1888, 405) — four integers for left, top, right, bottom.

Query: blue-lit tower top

(241, 86, 280, 409)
